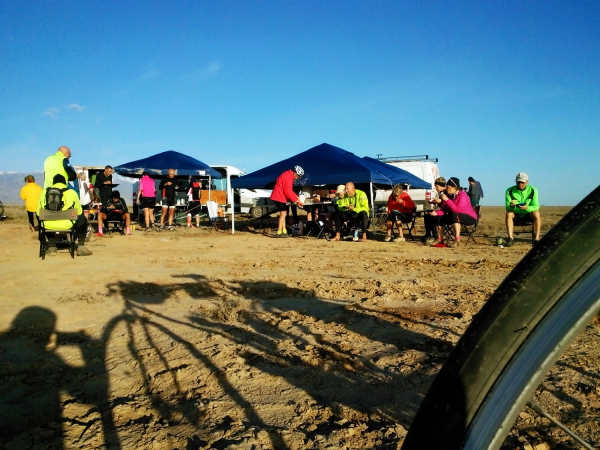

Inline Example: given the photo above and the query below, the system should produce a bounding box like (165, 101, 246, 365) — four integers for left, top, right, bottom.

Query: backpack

(45, 187, 66, 212)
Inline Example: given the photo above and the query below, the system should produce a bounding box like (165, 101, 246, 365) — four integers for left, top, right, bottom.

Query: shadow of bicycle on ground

(1, 272, 457, 449)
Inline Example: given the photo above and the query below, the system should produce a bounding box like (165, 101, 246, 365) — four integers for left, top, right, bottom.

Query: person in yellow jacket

(333, 181, 370, 241)
(43, 145, 77, 188)
(37, 174, 92, 256)
(19, 175, 42, 231)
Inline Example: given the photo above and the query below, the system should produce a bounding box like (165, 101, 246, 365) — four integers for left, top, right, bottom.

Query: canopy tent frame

(114, 149, 224, 207)
(229, 143, 429, 234)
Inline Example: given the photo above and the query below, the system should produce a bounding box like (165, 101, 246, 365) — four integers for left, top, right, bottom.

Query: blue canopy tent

(230, 143, 422, 233)
(115, 150, 223, 222)
(231, 143, 394, 189)
(114, 150, 221, 178)
(361, 156, 431, 189)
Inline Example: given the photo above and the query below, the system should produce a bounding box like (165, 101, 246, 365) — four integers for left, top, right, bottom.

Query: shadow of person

(0, 307, 71, 448)
(0, 307, 121, 449)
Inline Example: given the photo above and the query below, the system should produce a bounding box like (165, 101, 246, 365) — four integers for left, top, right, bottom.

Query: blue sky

(1, 1, 598, 205)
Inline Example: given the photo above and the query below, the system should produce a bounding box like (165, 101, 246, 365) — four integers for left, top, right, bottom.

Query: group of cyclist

(21, 146, 543, 256)
(269, 164, 541, 247)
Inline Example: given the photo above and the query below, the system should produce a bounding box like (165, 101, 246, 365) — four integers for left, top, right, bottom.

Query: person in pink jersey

(429, 177, 477, 247)
(137, 172, 156, 231)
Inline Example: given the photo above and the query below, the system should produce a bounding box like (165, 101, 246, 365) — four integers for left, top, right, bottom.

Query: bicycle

(402, 185, 600, 449)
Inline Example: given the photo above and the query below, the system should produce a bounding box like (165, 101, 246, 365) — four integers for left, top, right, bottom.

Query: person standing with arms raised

(270, 165, 305, 237)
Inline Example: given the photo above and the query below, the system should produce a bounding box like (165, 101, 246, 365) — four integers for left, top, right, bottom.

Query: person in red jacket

(270, 165, 305, 236)
(384, 184, 416, 242)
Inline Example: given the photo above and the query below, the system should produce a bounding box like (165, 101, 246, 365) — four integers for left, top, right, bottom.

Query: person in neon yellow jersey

(333, 181, 370, 242)
(43, 145, 76, 188)
(20, 175, 42, 231)
(38, 174, 92, 256)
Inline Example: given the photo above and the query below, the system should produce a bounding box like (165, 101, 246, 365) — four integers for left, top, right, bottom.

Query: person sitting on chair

(96, 190, 131, 236)
(429, 177, 477, 248)
(334, 181, 370, 242)
(37, 174, 92, 256)
(384, 184, 416, 242)
(423, 177, 446, 244)
(505, 172, 541, 246)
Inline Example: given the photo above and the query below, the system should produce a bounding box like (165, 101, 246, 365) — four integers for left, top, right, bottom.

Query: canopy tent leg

(369, 182, 375, 218)
(231, 193, 235, 234)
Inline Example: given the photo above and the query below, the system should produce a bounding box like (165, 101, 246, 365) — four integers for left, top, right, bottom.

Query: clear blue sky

(1, 0, 598, 205)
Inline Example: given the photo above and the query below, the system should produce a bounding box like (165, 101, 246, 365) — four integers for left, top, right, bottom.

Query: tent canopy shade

(115, 150, 222, 178)
(231, 143, 399, 189)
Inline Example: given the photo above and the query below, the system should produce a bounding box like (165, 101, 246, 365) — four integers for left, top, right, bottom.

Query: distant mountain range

(0, 172, 134, 205)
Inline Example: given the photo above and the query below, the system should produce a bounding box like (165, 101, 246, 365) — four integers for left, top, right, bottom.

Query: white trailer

(373, 155, 440, 211)
(209, 165, 272, 215)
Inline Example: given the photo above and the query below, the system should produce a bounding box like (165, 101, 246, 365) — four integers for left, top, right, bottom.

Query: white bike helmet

(293, 165, 304, 177)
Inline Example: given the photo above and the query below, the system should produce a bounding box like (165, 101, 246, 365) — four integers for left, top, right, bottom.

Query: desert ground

(0, 205, 597, 449)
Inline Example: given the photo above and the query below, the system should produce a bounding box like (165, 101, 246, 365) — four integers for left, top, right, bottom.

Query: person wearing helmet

(270, 166, 305, 236)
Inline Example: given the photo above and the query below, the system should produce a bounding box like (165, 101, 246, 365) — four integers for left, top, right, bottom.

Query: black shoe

(506, 238, 514, 247)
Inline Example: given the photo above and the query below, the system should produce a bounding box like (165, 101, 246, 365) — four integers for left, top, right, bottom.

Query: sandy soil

(0, 205, 597, 449)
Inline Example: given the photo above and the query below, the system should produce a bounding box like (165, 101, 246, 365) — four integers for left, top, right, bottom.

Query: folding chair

(460, 222, 477, 243)
(306, 210, 333, 239)
(373, 206, 388, 229)
(38, 209, 77, 260)
(388, 211, 418, 241)
(513, 214, 534, 243)
(400, 212, 418, 240)
(206, 201, 226, 230)
(347, 216, 371, 241)
(442, 220, 476, 245)
(105, 211, 126, 234)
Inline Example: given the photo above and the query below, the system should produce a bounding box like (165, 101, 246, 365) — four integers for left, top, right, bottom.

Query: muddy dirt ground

(0, 205, 597, 449)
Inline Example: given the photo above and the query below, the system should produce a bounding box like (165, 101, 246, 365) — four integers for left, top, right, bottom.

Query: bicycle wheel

(402, 185, 600, 449)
